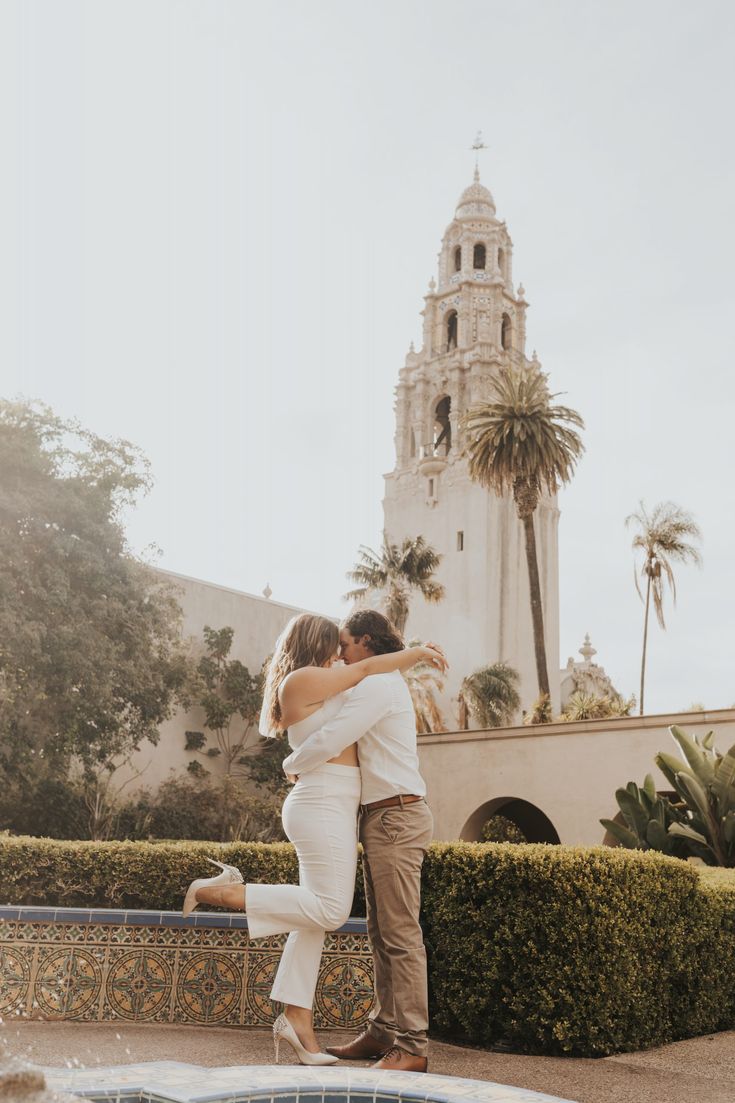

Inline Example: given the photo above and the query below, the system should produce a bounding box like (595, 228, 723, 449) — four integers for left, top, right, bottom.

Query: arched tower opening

(446, 310, 458, 351)
(461, 797, 560, 844)
(501, 312, 512, 351)
(409, 427, 417, 459)
(473, 242, 486, 270)
(453, 246, 462, 272)
(432, 396, 451, 456)
(498, 246, 505, 277)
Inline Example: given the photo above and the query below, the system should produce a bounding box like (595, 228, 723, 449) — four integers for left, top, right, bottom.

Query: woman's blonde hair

(261, 613, 340, 734)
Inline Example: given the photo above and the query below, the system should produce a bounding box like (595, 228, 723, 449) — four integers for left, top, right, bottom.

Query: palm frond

(626, 500, 702, 628)
(464, 367, 585, 513)
(343, 533, 444, 632)
(461, 662, 521, 728)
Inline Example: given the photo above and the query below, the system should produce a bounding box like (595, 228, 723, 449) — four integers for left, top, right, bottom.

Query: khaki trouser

(359, 798, 434, 1058)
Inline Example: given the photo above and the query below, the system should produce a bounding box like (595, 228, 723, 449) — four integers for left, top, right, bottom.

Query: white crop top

(286, 691, 349, 751)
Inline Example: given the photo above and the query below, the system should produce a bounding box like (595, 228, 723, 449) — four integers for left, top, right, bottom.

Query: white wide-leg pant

(246, 763, 361, 1010)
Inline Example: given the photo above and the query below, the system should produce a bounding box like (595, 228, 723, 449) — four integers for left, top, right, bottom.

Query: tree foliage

(465, 368, 584, 699)
(626, 500, 702, 714)
(460, 662, 520, 728)
(180, 626, 264, 777)
(0, 400, 186, 786)
(344, 534, 444, 634)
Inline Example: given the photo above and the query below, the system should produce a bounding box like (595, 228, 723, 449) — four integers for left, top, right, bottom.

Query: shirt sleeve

(282, 677, 392, 776)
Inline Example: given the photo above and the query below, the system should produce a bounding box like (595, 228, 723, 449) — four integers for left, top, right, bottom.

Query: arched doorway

(461, 797, 561, 844)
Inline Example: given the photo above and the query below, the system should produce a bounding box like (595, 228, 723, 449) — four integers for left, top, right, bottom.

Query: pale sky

(2, 0, 734, 714)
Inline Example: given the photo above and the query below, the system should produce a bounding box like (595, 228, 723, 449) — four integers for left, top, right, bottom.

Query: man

(281, 609, 441, 1072)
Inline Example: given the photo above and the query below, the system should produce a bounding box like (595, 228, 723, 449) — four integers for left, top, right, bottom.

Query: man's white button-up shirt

(281, 670, 426, 805)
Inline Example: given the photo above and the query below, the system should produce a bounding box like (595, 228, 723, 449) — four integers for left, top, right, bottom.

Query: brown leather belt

(360, 794, 423, 814)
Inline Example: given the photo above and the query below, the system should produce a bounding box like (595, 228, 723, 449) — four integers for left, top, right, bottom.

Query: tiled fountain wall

(0, 907, 373, 1029)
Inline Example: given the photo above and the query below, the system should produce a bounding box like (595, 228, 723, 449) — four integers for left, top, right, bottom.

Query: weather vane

(470, 130, 488, 174)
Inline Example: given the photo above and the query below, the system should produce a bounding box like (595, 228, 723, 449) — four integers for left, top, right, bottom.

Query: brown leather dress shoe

(371, 1046, 428, 1072)
(325, 1030, 389, 1060)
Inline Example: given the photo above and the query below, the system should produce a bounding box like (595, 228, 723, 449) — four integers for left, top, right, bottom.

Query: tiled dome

(455, 168, 496, 219)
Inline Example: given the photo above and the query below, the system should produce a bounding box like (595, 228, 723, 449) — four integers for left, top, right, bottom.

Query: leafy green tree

(460, 662, 520, 729)
(465, 368, 584, 700)
(245, 731, 292, 799)
(626, 501, 702, 715)
(344, 534, 444, 634)
(0, 400, 186, 791)
(181, 626, 264, 777)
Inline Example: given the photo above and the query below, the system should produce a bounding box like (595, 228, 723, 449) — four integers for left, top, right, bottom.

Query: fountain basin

(43, 1061, 577, 1103)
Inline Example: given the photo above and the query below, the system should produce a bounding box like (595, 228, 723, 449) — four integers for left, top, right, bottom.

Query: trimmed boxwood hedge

(421, 842, 735, 1055)
(1, 835, 734, 1055)
(0, 835, 363, 916)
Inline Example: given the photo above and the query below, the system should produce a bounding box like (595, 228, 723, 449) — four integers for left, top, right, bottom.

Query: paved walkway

(4, 1021, 735, 1103)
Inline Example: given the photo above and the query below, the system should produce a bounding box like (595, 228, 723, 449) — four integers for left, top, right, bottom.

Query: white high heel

(272, 1012, 338, 1066)
(182, 858, 244, 918)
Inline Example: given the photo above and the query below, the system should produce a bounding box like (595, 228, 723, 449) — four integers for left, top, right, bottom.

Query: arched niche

(461, 796, 561, 844)
(501, 312, 512, 351)
(473, 242, 486, 270)
(453, 246, 462, 272)
(432, 395, 451, 455)
(446, 310, 458, 351)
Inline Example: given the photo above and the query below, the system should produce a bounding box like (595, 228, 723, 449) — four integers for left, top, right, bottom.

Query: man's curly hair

(342, 609, 404, 655)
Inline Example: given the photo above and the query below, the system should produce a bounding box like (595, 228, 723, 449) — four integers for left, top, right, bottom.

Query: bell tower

(383, 169, 560, 723)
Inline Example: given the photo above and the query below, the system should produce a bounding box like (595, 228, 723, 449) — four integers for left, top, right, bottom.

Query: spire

(456, 133, 495, 219)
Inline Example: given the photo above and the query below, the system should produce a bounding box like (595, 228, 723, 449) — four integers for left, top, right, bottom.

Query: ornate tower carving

(383, 170, 560, 723)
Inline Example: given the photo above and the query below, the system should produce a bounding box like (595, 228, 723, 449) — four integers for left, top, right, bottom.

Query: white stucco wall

(419, 708, 735, 846)
(124, 570, 333, 791)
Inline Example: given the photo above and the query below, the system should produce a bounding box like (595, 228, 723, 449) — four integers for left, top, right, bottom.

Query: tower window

(457, 530, 464, 551)
(446, 310, 458, 351)
(428, 478, 435, 497)
(498, 246, 505, 276)
(454, 246, 461, 271)
(473, 243, 486, 269)
(409, 428, 417, 458)
(433, 396, 451, 455)
(501, 312, 512, 351)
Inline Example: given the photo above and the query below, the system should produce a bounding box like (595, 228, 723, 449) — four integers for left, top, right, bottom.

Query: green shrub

(3, 836, 734, 1056)
(0, 772, 285, 843)
(0, 834, 366, 915)
(480, 814, 525, 843)
(421, 842, 735, 1055)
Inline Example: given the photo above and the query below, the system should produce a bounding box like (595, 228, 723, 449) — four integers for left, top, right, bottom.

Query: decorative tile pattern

(0, 907, 372, 1030)
(42, 1062, 579, 1103)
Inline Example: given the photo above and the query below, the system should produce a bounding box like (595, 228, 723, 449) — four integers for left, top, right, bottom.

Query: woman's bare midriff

(328, 743, 359, 767)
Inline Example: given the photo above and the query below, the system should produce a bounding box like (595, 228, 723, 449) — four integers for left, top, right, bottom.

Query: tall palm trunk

(521, 511, 550, 699)
(639, 573, 652, 716)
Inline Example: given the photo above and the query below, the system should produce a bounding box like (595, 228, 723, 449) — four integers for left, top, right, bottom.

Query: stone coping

(0, 905, 367, 934)
(43, 1061, 577, 1103)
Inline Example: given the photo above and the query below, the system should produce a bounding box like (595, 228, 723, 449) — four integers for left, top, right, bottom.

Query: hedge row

(421, 843, 735, 1055)
(0, 835, 365, 915)
(2, 835, 734, 1055)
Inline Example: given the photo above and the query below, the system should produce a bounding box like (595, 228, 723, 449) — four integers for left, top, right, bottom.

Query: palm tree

(403, 658, 446, 733)
(344, 534, 445, 634)
(626, 501, 702, 715)
(465, 367, 584, 699)
(459, 662, 521, 729)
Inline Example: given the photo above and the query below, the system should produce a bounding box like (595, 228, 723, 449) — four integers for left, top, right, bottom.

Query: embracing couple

(182, 609, 446, 1071)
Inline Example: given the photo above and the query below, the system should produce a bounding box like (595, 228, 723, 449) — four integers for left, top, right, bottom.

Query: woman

(182, 612, 446, 1064)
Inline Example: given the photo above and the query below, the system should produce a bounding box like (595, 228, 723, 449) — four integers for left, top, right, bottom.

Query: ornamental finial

(470, 130, 488, 178)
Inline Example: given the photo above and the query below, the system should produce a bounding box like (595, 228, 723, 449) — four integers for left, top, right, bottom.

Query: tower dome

(455, 167, 496, 219)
